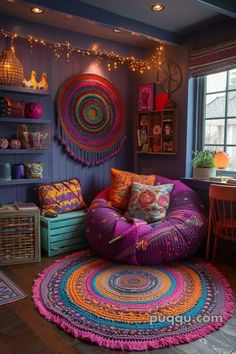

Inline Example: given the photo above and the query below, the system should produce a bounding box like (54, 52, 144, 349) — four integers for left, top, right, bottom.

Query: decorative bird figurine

(22, 70, 38, 89)
(22, 77, 33, 89)
(38, 72, 48, 90)
(30, 70, 38, 90)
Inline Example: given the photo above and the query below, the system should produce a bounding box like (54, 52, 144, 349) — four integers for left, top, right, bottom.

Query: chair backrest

(209, 184, 236, 241)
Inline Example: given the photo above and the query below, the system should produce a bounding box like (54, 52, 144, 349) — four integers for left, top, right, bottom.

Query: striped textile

(189, 39, 236, 77)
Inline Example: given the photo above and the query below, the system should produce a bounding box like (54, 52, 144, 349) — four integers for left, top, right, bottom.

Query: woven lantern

(0, 40, 24, 86)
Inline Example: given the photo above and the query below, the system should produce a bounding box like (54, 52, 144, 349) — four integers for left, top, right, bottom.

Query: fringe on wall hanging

(56, 73, 126, 166)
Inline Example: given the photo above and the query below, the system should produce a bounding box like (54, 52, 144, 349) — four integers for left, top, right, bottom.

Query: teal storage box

(40, 210, 88, 256)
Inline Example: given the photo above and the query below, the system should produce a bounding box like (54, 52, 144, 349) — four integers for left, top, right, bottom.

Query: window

(203, 69, 236, 171)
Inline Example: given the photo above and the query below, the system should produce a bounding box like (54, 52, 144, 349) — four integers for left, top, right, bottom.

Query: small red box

(155, 93, 168, 110)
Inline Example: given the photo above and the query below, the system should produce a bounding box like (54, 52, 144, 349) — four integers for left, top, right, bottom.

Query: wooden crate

(40, 210, 89, 256)
(0, 205, 40, 265)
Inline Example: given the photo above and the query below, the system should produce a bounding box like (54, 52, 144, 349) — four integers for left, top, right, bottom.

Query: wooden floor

(0, 252, 236, 354)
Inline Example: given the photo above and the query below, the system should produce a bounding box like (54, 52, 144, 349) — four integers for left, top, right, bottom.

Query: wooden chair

(206, 184, 236, 262)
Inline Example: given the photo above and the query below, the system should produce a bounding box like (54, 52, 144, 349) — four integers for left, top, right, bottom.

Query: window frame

(198, 70, 236, 175)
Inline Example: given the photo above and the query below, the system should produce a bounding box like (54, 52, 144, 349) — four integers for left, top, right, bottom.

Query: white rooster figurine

(22, 70, 38, 89)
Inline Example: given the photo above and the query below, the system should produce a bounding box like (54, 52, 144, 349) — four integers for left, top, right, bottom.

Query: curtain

(189, 39, 236, 77)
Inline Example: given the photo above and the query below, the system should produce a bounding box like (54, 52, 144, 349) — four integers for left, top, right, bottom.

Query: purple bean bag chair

(85, 176, 207, 265)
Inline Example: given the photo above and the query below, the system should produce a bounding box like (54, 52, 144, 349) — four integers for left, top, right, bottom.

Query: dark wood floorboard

(0, 252, 235, 354)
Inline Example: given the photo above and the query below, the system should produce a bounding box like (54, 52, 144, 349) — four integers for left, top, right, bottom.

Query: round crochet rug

(32, 250, 233, 351)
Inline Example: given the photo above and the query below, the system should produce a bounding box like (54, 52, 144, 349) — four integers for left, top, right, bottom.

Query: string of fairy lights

(0, 28, 164, 74)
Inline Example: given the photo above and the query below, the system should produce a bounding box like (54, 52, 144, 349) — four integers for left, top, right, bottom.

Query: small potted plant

(192, 150, 216, 180)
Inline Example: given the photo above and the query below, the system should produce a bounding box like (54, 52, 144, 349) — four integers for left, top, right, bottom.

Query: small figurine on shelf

(17, 124, 30, 149)
(140, 128, 148, 152)
(163, 123, 172, 135)
(22, 70, 38, 90)
(38, 72, 48, 90)
(30, 70, 38, 90)
(22, 77, 33, 89)
(153, 125, 161, 152)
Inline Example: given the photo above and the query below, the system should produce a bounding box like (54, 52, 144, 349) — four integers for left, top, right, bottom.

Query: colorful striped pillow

(38, 178, 86, 215)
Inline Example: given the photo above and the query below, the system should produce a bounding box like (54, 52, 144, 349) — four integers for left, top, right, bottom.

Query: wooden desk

(180, 177, 236, 210)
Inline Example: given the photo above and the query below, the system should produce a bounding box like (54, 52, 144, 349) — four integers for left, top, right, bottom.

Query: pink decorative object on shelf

(138, 83, 154, 112)
(25, 102, 43, 119)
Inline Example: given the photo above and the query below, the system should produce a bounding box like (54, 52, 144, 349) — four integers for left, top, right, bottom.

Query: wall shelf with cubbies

(136, 109, 178, 155)
(0, 85, 53, 199)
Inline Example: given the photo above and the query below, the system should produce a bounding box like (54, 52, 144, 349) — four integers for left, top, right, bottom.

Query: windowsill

(181, 177, 236, 191)
(216, 169, 236, 178)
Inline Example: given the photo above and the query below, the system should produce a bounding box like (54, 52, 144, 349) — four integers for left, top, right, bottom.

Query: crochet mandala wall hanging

(56, 74, 126, 166)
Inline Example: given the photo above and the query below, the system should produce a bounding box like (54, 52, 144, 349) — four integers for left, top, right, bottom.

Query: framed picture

(138, 83, 154, 112)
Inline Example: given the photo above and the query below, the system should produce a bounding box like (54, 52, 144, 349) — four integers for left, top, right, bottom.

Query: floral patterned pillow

(125, 182, 174, 223)
(109, 168, 156, 210)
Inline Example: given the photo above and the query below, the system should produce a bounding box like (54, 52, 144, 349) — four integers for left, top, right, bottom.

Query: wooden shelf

(138, 109, 177, 114)
(137, 109, 178, 155)
(0, 85, 50, 96)
(137, 151, 176, 155)
(0, 118, 50, 124)
(0, 178, 51, 186)
(0, 149, 48, 154)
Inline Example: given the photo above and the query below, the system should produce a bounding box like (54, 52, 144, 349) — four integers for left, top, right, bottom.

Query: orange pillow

(109, 168, 155, 210)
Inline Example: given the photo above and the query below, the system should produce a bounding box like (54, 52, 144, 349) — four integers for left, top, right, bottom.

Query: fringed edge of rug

(32, 252, 234, 351)
(55, 131, 127, 167)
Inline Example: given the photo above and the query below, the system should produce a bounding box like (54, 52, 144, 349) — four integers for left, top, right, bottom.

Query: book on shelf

(15, 202, 38, 210)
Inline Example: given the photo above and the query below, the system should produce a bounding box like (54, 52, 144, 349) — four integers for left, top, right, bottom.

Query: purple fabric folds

(85, 176, 208, 265)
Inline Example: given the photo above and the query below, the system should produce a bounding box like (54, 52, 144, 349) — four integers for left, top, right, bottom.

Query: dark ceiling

(1, 0, 236, 47)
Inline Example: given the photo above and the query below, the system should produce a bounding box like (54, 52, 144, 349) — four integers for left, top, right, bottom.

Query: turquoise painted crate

(40, 210, 89, 256)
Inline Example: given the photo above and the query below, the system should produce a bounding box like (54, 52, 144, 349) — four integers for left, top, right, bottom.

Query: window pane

(204, 145, 223, 152)
(205, 93, 225, 118)
(226, 146, 236, 170)
(227, 91, 236, 117)
(226, 118, 236, 144)
(228, 68, 236, 90)
(206, 72, 226, 93)
(204, 119, 225, 144)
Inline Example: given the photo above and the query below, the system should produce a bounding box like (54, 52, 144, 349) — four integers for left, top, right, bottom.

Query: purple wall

(0, 14, 190, 205)
(0, 19, 135, 204)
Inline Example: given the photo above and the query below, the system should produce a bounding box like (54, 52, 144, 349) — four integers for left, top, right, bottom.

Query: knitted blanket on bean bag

(85, 176, 208, 265)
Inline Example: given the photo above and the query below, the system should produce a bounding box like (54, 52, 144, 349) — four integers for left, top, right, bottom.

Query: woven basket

(0, 206, 40, 265)
(0, 45, 24, 86)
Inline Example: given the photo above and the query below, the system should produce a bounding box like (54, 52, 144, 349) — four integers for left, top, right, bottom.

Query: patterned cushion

(109, 168, 155, 210)
(38, 178, 86, 215)
(125, 182, 174, 223)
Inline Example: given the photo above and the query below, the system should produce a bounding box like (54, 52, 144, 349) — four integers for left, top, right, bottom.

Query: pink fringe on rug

(32, 252, 234, 351)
